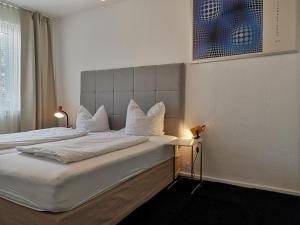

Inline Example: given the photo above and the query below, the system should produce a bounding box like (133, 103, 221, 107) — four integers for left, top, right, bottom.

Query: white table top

(167, 138, 195, 147)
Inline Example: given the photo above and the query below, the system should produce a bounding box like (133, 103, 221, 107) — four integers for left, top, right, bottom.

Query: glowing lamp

(190, 124, 206, 139)
(54, 106, 70, 128)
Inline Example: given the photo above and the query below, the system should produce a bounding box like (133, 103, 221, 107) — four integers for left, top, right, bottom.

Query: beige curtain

(20, 11, 57, 131)
(33, 13, 57, 129)
(20, 10, 36, 131)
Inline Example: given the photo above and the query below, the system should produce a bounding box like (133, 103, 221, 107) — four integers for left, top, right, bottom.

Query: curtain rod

(0, 0, 56, 20)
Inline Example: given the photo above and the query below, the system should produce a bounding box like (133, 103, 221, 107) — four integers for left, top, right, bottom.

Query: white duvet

(17, 132, 149, 163)
(0, 127, 88, 150)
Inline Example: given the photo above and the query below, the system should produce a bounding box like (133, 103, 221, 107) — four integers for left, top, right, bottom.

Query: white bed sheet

(0, 133, 176, 212)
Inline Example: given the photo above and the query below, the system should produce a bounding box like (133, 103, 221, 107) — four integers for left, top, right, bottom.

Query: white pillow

(76, 105, 110, 132)
(125, 99, 165, 136)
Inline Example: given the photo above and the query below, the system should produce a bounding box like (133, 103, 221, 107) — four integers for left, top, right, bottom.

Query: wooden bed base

(0, 159, 173, 225)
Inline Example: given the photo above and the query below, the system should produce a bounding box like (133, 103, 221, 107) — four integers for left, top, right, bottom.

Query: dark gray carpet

(118, 178, 300, 225)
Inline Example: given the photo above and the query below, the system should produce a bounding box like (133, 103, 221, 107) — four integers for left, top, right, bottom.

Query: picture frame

(191, 0, 299, 64)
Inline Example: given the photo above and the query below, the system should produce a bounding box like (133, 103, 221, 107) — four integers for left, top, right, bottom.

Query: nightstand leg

(200, 142, 203, 183)
(191, 145, 194, 178)
(167, 177, 181, 189)
(191, 142, 203, 195)
(191, 183, 202, 195)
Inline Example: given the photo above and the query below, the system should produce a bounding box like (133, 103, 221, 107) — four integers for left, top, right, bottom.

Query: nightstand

(167, 138, 203, 195)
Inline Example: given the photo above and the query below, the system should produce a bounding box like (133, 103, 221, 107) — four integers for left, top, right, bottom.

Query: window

(0, 13, 20, 113)
(0, 4, 21, 133)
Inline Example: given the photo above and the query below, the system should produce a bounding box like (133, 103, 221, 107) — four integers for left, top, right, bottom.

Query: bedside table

(167, 138, 203, 195)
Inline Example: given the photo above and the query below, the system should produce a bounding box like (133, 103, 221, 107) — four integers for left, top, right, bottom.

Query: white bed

(0, 132, 175, 212)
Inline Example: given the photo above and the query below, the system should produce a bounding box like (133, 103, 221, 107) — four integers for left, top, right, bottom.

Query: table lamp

(190, 124, 206, 139)
(54, 106, 70, 128)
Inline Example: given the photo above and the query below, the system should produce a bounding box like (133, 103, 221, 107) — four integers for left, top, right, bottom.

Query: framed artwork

(192, 0, 299, 63)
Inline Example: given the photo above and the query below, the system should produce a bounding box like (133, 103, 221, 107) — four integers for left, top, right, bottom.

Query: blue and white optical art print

(193, 0, 263, 61)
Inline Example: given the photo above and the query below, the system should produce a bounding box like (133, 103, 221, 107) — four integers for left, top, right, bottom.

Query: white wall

(184, 54, 300, 195)
(56, 0, 189, 115)
(56, 0, 300, 194)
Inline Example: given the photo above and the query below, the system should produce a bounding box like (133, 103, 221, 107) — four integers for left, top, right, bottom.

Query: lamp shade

(54, 106, 70, 128)
(54, 106, 64, 118)
(57, 106, 63, 112)
(190, 124, 206, 138)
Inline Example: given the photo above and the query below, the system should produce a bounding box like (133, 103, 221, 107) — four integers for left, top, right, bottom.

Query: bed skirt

(0, 158, 173, 225)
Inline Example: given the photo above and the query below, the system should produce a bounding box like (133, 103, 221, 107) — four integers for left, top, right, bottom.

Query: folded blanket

(0, 128, 88, 150)
(17, 132, 149, 163)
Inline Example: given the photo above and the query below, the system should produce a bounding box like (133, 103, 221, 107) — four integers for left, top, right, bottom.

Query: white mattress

(0, 133, 175, 212)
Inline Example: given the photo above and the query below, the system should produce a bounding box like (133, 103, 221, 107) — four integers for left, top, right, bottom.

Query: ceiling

(7, 0, 123, 18)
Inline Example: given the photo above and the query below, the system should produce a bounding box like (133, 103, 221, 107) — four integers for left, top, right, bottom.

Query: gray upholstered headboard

(80, 63, 185, 137)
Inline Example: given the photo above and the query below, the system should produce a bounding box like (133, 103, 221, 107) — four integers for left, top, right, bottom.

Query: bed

(0, 63, 185, 225)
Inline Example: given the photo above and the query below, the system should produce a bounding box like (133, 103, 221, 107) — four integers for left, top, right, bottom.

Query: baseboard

(179, 172, 300, 197)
